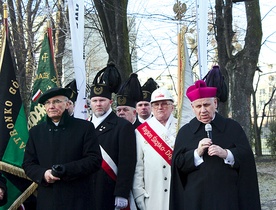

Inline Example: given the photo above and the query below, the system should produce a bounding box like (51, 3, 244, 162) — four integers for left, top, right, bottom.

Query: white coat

(133, 114, 177, 210)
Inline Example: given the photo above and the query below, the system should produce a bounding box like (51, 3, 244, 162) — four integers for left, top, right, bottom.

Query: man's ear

(214, 98, 218, 109)
(65, 100, 72, 109)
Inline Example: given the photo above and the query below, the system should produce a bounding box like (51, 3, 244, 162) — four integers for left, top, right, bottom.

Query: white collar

(138, 115, 152, 123)
(164, 114, 174, 129)
(92, 107, 112, 128)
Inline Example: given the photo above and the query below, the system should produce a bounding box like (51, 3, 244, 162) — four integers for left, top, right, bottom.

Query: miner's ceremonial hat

(116, 73, 143, 108)
(140, 78, 159, 102)
(65, 79, 78, 102)
(90, 63, 121, 99)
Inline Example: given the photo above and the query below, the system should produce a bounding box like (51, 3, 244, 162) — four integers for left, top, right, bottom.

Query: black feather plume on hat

(90, 63, 121, 99)
(141, 78, 159, 102)
(142, 78, 159, 93)
(203, 65, 228, 102)
(93, 63, 121, 94)
(65, 79, 78, 102)
(116, 73, 143, 107)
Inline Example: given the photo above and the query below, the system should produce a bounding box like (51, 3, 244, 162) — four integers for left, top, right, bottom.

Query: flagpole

(173, 0, 186, 117)
(3, 3, 8, 36)
(46, 20, 60, 87)
(174, 1, 194, 128)
(177, 29, 184, 130)
(177, 31, 182, 105)
(47, 21, 55, 68)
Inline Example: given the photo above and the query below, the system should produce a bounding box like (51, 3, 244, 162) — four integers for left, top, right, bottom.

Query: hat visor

(151, 97, 174, 103)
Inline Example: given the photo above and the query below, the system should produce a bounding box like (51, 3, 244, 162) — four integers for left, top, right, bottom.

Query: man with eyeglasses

(22, 87, 102, 210)
(133, 87, 178, 210)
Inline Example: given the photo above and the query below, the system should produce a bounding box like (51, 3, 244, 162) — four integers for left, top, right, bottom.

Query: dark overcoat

(170, 113, 261, 210)
(133, 118, 141, 129)
(22, 111, 102, 210)
(91, 111, 136, 210)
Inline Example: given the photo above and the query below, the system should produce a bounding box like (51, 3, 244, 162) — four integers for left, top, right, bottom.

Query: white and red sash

(137, 122, 173, 165)
(100, 146, 117, 181)
(100, 146, 135, 210)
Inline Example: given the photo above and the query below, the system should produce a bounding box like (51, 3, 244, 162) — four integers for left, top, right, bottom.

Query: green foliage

(266, 119, 276, 155)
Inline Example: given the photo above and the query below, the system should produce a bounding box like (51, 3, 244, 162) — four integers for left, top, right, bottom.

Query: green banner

(28, 33, 58, 129)
(0, 28, 30, 209)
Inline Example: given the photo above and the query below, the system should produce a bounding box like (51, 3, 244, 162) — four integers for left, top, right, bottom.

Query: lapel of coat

(95, 112, 117, 137)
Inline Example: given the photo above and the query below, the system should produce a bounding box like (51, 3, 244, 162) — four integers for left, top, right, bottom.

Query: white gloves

(135, 194, 146, 210)
(115, 196, 128, 209)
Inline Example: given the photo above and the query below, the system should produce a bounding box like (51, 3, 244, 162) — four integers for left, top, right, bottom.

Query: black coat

(91, 111, 136, 210)
(22, 111, 102, 210)
(133, 118, 141, 129)
(170, 113, 261, 210)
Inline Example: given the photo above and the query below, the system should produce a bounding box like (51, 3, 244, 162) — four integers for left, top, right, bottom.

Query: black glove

(51, 164, 66, 178)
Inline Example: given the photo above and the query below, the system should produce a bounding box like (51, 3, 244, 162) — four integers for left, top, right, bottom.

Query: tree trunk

(54, 0, 67, 85)
(252, 90, 262, 155)
(93, 0, 132, 82)
(216, 0, 262, 142)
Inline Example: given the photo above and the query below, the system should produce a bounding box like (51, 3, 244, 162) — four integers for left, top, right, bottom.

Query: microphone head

(205, 123, 212, 132)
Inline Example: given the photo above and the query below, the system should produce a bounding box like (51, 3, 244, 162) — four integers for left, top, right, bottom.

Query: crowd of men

(0, 63, 261, 210)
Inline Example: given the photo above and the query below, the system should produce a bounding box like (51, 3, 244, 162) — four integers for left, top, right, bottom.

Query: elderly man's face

(151, 100, 174, 125)
(44, 95, 69, 122)
(116, 106, 137, 124)
(191, 97, 217, 124)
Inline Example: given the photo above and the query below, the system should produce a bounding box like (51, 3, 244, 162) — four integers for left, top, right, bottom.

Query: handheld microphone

(205, 124, 212, 139)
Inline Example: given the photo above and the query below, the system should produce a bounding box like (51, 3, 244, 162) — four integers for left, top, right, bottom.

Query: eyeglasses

(44, 99, 67, 106)
(151, 102, 173, 109)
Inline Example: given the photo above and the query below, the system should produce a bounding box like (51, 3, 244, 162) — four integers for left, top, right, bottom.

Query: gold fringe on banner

(0, 161, 30, 180)
(8, 182, 37, 210)
(0, 161, 38, 209)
